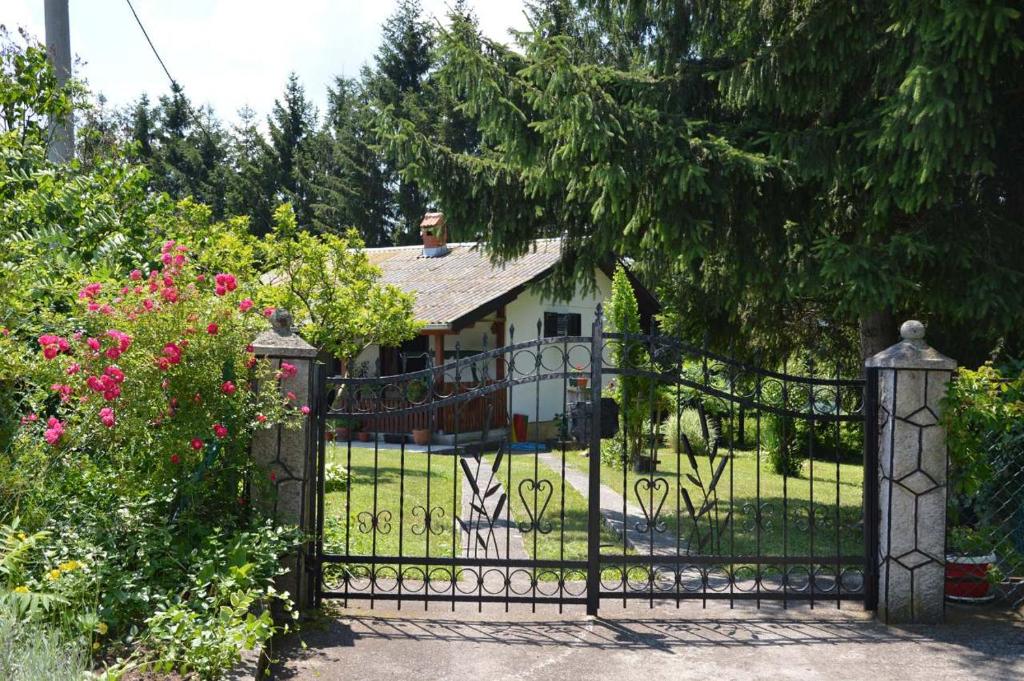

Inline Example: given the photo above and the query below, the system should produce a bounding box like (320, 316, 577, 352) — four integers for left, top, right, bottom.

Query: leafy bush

(763, 413, 803, 477)
(665, 408, 718, 458)
(944, 364, 1024, 574)
(0, 242, 304, 677)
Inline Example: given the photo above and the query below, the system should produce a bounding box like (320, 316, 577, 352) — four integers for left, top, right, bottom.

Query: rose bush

(12, 240, 299, 520)
(2, 239, 305, 677)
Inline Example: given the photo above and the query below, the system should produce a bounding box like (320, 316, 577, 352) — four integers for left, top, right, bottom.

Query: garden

(0, 38, 419, 679)
(3, 0, 1024, 677)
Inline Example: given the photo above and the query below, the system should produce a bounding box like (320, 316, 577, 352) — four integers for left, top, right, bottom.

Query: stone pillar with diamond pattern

(866, 320, 956, 623)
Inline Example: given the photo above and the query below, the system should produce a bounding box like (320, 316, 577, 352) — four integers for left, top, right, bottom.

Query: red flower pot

(945, 554, 996, 601)
(336, 427, 350, 441)
(412, 428, 431, 446)
(357, 431, 371, 442)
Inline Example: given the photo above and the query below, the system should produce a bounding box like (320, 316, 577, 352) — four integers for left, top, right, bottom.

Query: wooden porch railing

(351, 381, 508, 435)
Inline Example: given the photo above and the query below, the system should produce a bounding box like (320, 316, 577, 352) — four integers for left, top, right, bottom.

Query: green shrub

(600, 431, 627, 469)
(665, 408, 718, 458)
(764, 413, 803, 477)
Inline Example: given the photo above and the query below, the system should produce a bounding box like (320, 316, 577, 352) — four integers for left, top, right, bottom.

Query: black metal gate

(309, 309, 877, 613)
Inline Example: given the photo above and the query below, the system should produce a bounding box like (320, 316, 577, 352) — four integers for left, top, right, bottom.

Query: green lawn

(322, 443, 462, 579)
(321, 438, 864, 590)
(562, 445, 865, 559)
(484, 450, 622, 573)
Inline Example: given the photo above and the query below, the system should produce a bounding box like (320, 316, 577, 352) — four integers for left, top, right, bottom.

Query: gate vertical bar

(586, 305, 603, 616)
(313, 361, 327, 608)
(863, 366, 880, 610)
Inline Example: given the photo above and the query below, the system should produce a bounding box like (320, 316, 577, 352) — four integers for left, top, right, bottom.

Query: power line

(124, 0, 177, 88)
(123, 0, 216, 139)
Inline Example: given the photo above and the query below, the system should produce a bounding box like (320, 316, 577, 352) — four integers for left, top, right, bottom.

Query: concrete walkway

(458, 453, 529, 561)
(537, 451, 681, 555)
(269, 602, 1024, 681)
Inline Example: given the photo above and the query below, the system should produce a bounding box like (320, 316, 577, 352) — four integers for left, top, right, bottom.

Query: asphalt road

(268, 600, 1024, 681)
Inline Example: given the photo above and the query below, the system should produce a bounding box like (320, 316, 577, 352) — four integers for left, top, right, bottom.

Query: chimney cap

(420, 212, 445, 228)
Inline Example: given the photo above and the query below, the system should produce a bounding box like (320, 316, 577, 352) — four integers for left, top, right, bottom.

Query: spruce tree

(225, 106, 277, 235)
(267, 73, 318, 228)
(383, 0, 1024, 363)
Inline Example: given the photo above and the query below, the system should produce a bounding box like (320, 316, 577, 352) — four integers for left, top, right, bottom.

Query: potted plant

(357, 425, 372, 442)
(946, 527, 999, 602)
(411, 427, 432, 446)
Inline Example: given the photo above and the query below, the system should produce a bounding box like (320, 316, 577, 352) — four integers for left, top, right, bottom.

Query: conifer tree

(383, 0, 1024, 363)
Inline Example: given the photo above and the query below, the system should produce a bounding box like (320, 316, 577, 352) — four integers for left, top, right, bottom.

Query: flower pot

(325, 431, 335, 442)
(412, 428, 432, 446)
(336, 427, 350, 441)
(357, 431, 371, 442)
(576, 376, 588, 389)
(945, 553, 996, 601)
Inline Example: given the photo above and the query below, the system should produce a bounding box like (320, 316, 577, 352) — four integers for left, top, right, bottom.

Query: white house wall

(504, 269, 613, 426)
(353, 268, 615, 431)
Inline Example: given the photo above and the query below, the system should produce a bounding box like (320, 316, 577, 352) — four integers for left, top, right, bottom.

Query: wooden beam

(431, 332, 445, 368)
(494, 305, 506, 380)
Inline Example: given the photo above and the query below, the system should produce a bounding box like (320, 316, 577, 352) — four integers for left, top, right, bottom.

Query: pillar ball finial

(271, 308, 294, 335)
(900, 319, 926, 341)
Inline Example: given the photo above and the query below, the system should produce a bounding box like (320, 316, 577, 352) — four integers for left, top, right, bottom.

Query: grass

(323, 437, 866, 590)
(563, 443, 865, 560)
(483, 450, 622, 578)
(323, 443, 462, 579)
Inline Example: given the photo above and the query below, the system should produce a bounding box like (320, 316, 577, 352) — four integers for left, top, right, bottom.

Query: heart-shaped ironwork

(633, 477, 668, 533)
(517, 478, 553, 534)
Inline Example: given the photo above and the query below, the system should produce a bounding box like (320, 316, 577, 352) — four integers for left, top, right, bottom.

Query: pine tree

(306, 77, 394, 244)
(365, 0, 434, 244)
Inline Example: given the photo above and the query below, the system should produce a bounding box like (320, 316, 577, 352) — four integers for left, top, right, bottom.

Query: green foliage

(141, 523, 297, 677)
(944, 363, 1024, 571)
(763, 414, 803, 478)
(666, 408, 718, 459)
(382, 0, 1024, 362)
(607, 265, 660, 469)
(0, 28, 78, 145)
(260, 204, 422, 363)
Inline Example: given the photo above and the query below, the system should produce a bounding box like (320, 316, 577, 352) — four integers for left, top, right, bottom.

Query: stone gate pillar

(251, 309, 319, 610)
(866, 320, 957, 623)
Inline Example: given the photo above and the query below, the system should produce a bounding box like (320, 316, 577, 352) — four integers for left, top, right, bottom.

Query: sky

(4, 0, 530, 124)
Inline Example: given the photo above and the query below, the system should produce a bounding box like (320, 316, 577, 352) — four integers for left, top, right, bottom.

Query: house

(351, 212, 657, 438)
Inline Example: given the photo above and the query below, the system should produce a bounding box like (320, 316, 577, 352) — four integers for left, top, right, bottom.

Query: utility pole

(44, 0, 73, 162)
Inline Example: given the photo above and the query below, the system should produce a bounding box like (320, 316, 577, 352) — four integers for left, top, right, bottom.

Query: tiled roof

(367, 239, 563, 329)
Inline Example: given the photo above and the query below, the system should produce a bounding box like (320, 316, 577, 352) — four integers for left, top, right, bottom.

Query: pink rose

(99, 407, 116, 428)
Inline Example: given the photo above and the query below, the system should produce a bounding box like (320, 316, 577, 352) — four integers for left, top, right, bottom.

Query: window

(543, 312, 582, 338)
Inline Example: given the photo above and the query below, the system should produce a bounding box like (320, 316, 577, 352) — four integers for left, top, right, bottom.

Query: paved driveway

(269, 602, 1023, 681)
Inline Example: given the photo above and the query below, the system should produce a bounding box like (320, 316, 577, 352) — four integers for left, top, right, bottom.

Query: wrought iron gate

(309, 309, 877, 613)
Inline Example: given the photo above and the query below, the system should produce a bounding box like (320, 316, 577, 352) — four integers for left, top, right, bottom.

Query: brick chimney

(420, 212, 449, 257)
